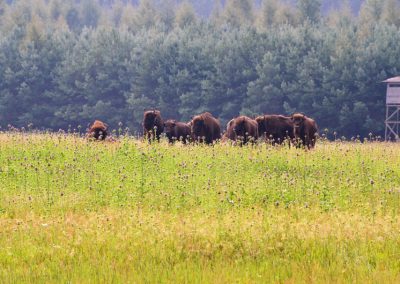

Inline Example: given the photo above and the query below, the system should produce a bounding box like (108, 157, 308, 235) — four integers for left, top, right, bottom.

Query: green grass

(0, 132, 400, 283)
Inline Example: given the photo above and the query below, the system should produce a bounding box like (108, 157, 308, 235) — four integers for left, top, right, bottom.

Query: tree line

(1, 0, 400, 137)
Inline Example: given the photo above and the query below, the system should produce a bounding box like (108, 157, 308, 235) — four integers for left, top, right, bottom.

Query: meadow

(0, 132, 400, 283)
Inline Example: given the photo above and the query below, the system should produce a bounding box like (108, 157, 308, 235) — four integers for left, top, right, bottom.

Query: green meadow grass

(0, 132, 400, 283)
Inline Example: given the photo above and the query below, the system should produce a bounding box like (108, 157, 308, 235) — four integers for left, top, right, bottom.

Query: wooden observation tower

(384, 76, 400, 141)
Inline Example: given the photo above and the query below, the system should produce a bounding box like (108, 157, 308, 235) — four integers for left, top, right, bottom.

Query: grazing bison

(291, 113, 318, 149)
(88, 120, 108, 140)
(227, 116, 259, 145)
(163, 120, 191, 144)
(255, 115, 294, 145)
(191, 112, 221, 144)
(143, 110, 164, 142)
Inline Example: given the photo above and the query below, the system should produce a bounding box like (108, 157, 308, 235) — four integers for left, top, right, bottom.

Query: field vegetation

(0, 132, 399, 283)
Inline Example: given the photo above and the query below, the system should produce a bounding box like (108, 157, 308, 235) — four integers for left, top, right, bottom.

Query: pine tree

(66, 6, 81, 33)
(157, 0, 176, 29)
(358, 0, 384, 38)
(382, 0, 400, 27)
(274, 2, 297, 26)
(245, 52, 286, 115)
(222, 0, 254, 27)
(25, 14, 46, 45)
(80, 0, 101, 28)
(119, 3, 136, 31)
(50, 0, 64, 21)
(110, 0, 124, 27)
(175, 1, 197, 28)
(256, 0, 278, 30)
(132, 0, 159, 30)
(326, 0, 353, 28)
(297, 0, 321, 24)
(210, 0, 223, 26)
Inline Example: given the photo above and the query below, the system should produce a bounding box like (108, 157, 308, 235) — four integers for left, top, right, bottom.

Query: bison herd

(88, 110, 318, 149)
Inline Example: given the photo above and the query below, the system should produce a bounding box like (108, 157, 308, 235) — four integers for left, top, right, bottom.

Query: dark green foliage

(0, 0, 398, 137)
(55, 28, 134, 129)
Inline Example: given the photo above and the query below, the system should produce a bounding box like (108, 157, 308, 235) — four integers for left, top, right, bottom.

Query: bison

(88, 120, 108, 140)
(191, 112, 221, 144)
(226, 116, 258, 145)
(143, 110, 164, 142)
(255, 115, 294, 145)
(163, 120, 191, 144)
(222, 119, 236, 142)
(291, 113, 318, 149)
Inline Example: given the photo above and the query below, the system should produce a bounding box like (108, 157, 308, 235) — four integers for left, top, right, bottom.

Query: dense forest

(0, 0, 400, 137)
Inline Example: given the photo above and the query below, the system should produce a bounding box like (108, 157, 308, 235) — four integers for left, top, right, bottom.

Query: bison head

(89, 120, 108, 140)
(291, 113, 305, 136)
(233, 117, 247, 138)
(191, 116, 206, 142)
(143, 110, 161, 131)
(163, 120, 176, 138)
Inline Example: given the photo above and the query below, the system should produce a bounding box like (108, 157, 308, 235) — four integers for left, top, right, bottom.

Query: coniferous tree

(297, 0, 322, 24)
(175, 1, 197, 28)
(256, 0, 278, 30)
(210, 0, 223, 26)
(327, 0, 353, 28)
(50, 0, 64, 21)
(382, 0, 400, 27)
(56, 28, 134, 129)
(132, 0, 159, 30)
(66, 6, 81, 33)
(222, 0, 254, 27)
(80, 0, 101, 28)
(358, 0, 384, 38)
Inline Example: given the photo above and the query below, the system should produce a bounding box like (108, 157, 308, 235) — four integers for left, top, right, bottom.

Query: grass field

(0, 132, 400, 283)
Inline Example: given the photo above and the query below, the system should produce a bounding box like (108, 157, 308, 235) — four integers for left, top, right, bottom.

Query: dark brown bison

(226, 116, 259, 145)
(291, 113, 318, 149)
(222, 119, 236, 142)
(163, 120, 191, 144)
(255, 115, 294, 145)
(88, 120, 108, 140)
(191, 112, 221, 144)
(143, 110, 164, 142)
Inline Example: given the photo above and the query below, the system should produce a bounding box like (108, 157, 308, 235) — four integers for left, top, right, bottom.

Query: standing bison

(223, 119, 236, 142)
(256, 115, 294, 145)
(143, 110, 164, 142)
(191, 112, 221, 144)
(88, 120, 108, 140)
(291, 113, 318, 149)
(163, 120, 191, 144)
(226, 116, 258, 145)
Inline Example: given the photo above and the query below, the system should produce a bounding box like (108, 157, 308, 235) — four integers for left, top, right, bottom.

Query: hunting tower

(384, 76, 400, 141)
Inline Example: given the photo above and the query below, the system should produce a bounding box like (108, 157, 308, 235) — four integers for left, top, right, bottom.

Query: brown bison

(143, 110, 164, 142)
(255, 115, 294, 145)
(222, 119, 236, 142)
(163, 120, 191, 144)
(191, 112, 221, 144)
(88, 120, 108, 140)
(291, 113, 318, 149)
(226, 116, 259, 145)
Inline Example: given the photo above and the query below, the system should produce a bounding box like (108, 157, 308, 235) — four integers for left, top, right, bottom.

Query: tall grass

(0, 132, 399, 283)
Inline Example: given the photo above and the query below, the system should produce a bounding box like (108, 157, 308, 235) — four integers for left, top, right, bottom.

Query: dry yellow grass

(0, 132, 399, 283)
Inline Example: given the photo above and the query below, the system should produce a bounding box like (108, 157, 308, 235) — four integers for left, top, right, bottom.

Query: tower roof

(383, 76, 400, 83)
